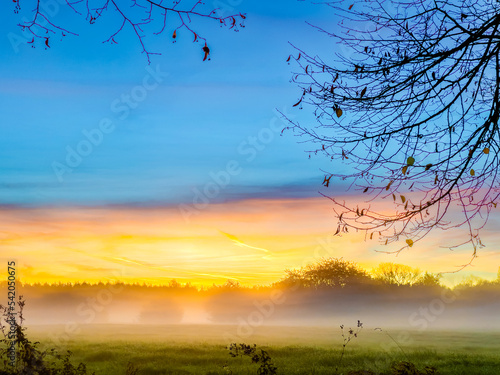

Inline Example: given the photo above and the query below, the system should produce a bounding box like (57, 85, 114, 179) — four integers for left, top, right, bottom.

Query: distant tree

(372, 263, 422, 286)
(280, 257, 370, 288)
(287, 0, 500, 260)
(221, 279, 241, 289)
(183, 282, 197, 292)
(414, 271, 442, 287)
(278, 268, 304, 288)
(11, 0, 246, 62)
(168, 278, 181, 289)
(455, 274, 484, 288)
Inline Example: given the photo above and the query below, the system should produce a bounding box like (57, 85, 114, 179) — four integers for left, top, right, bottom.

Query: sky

(1, 0, 499, 287)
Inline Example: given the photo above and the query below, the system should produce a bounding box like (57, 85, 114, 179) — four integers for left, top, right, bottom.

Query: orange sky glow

(2, 197, 499, 287)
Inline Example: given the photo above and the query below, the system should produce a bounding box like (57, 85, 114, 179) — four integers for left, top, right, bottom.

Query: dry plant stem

(337, 320, 363, 372)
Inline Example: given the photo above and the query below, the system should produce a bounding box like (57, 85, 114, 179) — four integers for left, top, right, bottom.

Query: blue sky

(0, 0, 341, 206)
(1, 1, 499, 285)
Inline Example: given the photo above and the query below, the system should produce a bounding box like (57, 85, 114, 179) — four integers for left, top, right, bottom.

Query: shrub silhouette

(0, 296, 443, 375)
(0, 295, 94, 375)
(347, 361, 438, 375)
(390, 361, 438, 375)
(228, 343, 277, 375)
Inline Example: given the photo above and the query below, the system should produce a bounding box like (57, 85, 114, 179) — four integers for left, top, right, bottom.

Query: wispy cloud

(1, 197, 498, 286)
(219, 231, 272, 260)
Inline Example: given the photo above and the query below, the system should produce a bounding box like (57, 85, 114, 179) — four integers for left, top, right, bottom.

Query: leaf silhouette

(323, 175, 333, 187)
(202, 43, 210, 61)
(293, 96, 303, 107)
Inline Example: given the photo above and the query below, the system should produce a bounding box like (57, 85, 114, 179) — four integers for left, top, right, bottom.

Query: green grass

(24, 325, 500, 375)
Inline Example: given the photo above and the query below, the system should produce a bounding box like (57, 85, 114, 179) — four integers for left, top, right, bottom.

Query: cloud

(219, 231, 272, 260)
(0, 182, 60, 190)
(1, 196, 499, 287)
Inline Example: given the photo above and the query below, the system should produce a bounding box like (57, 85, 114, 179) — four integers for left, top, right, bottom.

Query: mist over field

(10, 281, 500, 333)
(3, 0, 500, 372)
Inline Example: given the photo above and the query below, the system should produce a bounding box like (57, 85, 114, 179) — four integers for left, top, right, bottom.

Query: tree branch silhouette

(13, 0, 246, 62)
(286, 0, 500, 263)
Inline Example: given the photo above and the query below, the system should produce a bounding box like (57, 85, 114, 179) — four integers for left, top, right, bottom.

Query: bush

(0, 295, 94, 375)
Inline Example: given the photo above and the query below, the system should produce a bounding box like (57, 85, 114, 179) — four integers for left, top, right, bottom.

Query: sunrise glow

(2, 197, 498, 288)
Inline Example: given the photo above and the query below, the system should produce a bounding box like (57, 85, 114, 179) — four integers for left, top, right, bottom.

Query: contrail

(110, 256, 239, 280)
(60, 247, 238, 281)
(219, 231, 273, 260)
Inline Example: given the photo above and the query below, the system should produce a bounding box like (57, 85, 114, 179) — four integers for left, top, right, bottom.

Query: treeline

(1, 258, 499, 327)
(275, 258, 444, 289)
(5, 257, 499, 292)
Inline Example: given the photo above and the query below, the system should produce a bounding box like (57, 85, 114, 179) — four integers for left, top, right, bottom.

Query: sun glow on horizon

(1, 197, 499, 288)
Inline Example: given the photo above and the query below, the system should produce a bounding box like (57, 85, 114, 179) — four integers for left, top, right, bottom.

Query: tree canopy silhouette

(12, 0, 246, 62)
(279, 257, 370, 288)
(372, 262, 422, 286)
(287, 0, 500, 261)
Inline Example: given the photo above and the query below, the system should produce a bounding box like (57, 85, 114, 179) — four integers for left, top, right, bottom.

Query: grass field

(24, 324, 500, 374)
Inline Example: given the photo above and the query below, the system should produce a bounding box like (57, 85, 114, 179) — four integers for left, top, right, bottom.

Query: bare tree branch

(285, 0, 500, 260)
(13, 0, 246, 62)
